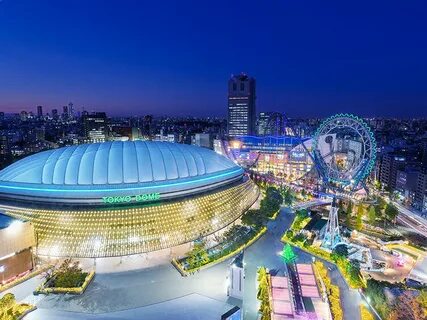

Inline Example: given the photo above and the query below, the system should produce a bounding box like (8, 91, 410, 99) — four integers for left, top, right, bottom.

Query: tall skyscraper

(37, 105, 43, 118)
(68, 102, 74, 119)
(227, 73, 256, 137)
(421, 139, 427, 168)
(62, 105, 69, 120)
(82, 112, 108, 142)
(51, 109, 59, 120)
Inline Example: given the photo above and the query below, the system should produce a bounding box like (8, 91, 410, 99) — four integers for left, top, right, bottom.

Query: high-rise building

(0, 135, 8, 156)
(415, 168, 427, 212)
(227, 73, 256, 137)
(51, 109, 59, 120)
(421, 139, 427, 169)
(37, 105, 43, 118)
(142, 115, 153, 136)
(82, 112, 108, 143)
(379, 153, 406, 190)
(62, 105, 69, 120)
(257, 112, 284, 136)
(68, 102, 74, 119)
(20, 111, 28, 122)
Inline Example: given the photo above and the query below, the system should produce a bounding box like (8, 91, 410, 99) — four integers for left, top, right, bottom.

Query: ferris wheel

(311, 114, 377, 249)
(312, 113, 376, 191)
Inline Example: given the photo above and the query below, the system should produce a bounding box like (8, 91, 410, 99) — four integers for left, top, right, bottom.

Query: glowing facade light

(3, 180, 259, 258)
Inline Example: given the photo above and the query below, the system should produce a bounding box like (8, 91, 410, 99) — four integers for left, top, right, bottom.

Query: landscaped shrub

(314, 261, 343, 320)
(257, 267, 271, 320)
(0, 293, 33, 320)
(360, 305, 374, 320)
(50, 259, 87, 288)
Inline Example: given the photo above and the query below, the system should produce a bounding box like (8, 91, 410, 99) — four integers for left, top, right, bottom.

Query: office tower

(379, 153, 406, 190)
(227, 73, 256, 137)
(68, 102, 74, 119)
(421, 139, 427, 168)
(82, 112, 108, 143)
(0, 135, 8, 155)
(20, 111, 28, 121)
(37, 105, 43, 118)
(142, 115, 153, 136)
(62, 105, 69, 120)
(51, 109, 59, 120)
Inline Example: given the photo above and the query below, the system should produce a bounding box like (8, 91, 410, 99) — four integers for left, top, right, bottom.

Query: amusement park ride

(311, 114, 377, 249)
(231, 113, 376, 250)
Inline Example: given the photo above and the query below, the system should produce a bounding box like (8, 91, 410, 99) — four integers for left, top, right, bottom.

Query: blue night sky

(0, 0, 426, 117)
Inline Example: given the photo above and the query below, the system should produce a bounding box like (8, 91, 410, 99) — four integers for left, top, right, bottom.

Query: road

(292, 199, 331, 210)
(394, 202, 427, 238)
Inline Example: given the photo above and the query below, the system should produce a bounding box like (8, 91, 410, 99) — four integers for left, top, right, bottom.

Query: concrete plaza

(3, 206, 361, 320)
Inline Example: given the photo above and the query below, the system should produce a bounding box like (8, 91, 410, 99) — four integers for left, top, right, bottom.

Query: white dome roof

(0, 141, 243, 204)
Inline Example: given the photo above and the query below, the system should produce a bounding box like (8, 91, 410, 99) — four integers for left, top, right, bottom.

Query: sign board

(102, 193, 160, 204)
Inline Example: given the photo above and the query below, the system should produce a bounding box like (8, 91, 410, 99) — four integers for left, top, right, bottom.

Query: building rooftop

(0, 141, 244, 204)
(0, 141, 238, 186)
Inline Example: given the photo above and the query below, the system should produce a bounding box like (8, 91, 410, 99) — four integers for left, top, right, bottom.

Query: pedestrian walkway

(25, 293, 236, 320)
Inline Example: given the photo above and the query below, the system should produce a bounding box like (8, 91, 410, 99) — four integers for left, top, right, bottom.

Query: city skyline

(1, 2, 427, 318)
(1, 0, 426, 118)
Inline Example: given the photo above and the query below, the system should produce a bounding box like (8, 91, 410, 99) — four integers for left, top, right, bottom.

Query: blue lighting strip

(0, 168, 243, 193)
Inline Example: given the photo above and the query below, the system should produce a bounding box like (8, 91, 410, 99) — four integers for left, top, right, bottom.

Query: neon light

(0, 168, 243, 194)
(102, 192, 160, 204)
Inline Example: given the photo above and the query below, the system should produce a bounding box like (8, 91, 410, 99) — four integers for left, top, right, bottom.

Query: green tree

(54, 258, 85, 288)
(284, 190, 294, 206)
(357, 204, 364, 216)
(333, 244, 349, 257)
(389, 291, 426, 320)
(356, 211, 363, 231)
(282, 244, 297, 264)
(377, 197, 387, 210)
(257, 267, 268, 299)
(337, 200, 345, 215)
(301, 189, 307, 198)
(186, 242, 209, 269)
(417, 290, 427, 319)
(346, 201, 353, 216)
(241, 209, 264, 227)
(385, 203, 399, 222)
(368, 205, 376, 224)
(257, 266, 271, 320)
(365, 280, 391, 318)
(375, 204, 383, 221)
(0, 293, 15, 310)
(374, 180, 381, 190)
